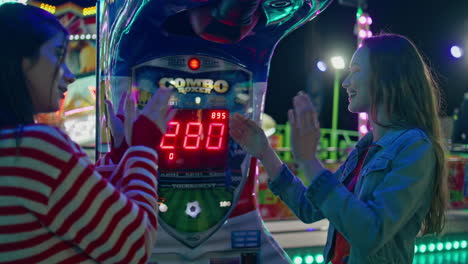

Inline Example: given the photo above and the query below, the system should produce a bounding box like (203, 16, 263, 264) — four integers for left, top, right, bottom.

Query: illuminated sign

(158, 109, 229, 171)
(158, 78, 229, 94)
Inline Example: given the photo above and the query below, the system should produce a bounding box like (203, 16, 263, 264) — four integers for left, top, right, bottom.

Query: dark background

(265, 0, 468, 130)
(46, 0, 468, 129)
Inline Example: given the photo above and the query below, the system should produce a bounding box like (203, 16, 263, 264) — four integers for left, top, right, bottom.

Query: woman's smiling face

(342, 46, 372, 114)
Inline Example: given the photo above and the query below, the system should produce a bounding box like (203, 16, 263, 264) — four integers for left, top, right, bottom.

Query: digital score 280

(158, 109, 229, 164)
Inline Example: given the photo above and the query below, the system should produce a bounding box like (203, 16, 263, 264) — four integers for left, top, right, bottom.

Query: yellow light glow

(83, 6, 96, 16)
(40, 3, 55, 14)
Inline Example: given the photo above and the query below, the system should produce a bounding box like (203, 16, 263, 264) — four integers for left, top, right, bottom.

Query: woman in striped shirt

(0, 3, 174, 263)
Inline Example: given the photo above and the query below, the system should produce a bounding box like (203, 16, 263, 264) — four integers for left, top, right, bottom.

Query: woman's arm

(42, 145, 159, 264)
(306, 136, 435, 255)
(229, 113, 328, 224)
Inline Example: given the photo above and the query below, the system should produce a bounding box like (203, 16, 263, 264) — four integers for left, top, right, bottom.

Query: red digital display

(158, 109, 229, 171)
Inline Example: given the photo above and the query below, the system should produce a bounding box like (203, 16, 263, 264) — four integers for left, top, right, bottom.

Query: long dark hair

(0, 3, 68, 127)
(362, 34, 448, 235)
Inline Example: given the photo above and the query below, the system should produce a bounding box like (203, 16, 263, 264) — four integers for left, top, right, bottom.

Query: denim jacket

(268, 128, 436, 264)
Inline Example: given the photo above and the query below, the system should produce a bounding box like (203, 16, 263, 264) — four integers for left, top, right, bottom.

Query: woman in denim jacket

(230, 34, 448, 264)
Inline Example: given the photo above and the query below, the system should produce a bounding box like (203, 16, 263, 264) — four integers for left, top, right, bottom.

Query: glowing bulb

(317, 61, 327, 72)
(330, 56, 345, 70)
(188, 58, 201, 70)
(159, 203, 168, 212)
(359, 29, 367, 39)
(358, 16, 367, 25)
(293, 256, 303, 264)
(359, 125, 368, 134)
(451, 46, 463, 58)
(359, 113, 368, 120)
(460, 240, 467, 248)
(419, 244, 427, 253)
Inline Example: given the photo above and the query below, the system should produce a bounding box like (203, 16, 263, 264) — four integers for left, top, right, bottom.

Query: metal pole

(330, 69, 341, 160)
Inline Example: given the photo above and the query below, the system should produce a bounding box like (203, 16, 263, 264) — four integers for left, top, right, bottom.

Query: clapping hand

(288, 91, 321, 164)
(105, 88, 176, 148)
(105, 91, 127, 148)
(229, 113, 271, 160)
(138, 87, 175, 134)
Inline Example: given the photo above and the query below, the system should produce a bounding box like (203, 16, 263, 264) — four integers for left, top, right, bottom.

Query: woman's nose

(342, 77, 350, 89)
(63, 64, 76, 84)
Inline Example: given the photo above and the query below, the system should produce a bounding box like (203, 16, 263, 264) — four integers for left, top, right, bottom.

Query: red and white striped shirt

(0, 124, 158, 264)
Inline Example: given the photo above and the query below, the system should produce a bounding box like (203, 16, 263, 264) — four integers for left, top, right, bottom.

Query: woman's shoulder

(398, 128, 431, 143)
(24, 123, 71, 141)
(1, 124, 76, 153)
(385, 128, 433, 156)
(378, 128, 432, 156)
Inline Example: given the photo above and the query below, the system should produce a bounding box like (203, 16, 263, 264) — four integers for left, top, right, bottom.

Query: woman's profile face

(342, 46, 372, 114)
(22, 32, 75, 113)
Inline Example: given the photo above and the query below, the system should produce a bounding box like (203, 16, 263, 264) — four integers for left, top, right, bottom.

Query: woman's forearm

(297, 157, 325, 182)
(259, 146, 284, 181)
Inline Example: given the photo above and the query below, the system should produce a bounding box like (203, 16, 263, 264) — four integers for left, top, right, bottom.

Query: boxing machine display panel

(132, 55, 252, 239)
(97, 0, 333, 262)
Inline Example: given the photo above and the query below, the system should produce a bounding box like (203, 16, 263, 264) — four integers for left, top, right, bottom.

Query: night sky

(267, 0, 468, 129)
(43, 0, 468, 129)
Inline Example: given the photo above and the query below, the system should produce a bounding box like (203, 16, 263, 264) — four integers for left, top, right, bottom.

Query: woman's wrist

(258, 146, 283, 181)
(131, 115, 163, 149)
(297, 157, 324, 182)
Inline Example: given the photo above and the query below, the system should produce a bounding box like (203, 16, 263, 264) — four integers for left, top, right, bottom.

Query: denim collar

(356, 128, 409, 149)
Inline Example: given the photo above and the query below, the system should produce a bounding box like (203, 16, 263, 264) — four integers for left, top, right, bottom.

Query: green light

(414, 245, 418, 253)
(293, 256, 303, 264)
(0, 0, 27, 6)
(445, 242, 453, 250)
(419, 244, 427, 253)
(315, 254, 324, 263)
(437, 242, 444, 251)
(356, 7, 363, 19)
(428, 243, 436, 252)
(305, 255, 314, 264)
(461, 240, 467, 249)
(262, 0, 302, 26)
(453, 241, 460, 249)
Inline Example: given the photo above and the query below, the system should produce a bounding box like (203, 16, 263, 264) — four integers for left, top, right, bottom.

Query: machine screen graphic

(131, 55, 252, 239)
(158, 109, 229, 171)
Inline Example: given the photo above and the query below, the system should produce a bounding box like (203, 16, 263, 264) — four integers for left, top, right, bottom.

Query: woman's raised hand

(229, 113, 272, 160)
(139, 88, 175, 133)
(105, 91, 128, 148)
(116, 88, 176, 149)
(288, 91, 321, 164)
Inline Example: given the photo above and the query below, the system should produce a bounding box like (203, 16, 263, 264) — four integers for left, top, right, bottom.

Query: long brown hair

(0, 3, 68, 127)
(362, 34, 448, 235)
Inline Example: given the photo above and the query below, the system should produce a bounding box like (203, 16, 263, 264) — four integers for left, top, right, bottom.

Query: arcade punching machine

(97, 0, 332, 263)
